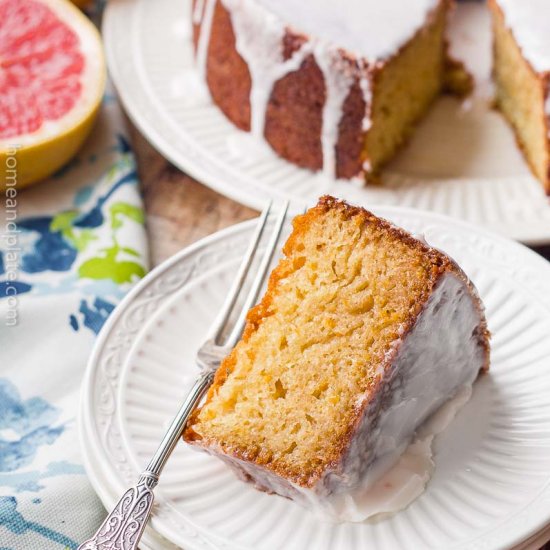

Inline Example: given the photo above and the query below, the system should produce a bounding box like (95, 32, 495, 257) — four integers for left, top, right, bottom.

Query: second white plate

(103, 0, 550, 244)
(81, 206, 550, 550)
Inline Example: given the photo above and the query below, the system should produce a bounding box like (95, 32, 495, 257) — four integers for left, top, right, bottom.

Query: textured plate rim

(77, 415, 177, 550)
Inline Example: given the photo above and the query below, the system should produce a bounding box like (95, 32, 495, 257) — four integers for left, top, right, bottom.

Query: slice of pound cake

(184, 196, 490, 521)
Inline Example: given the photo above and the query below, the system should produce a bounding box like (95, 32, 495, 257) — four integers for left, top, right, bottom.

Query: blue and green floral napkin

(0, 41, 149, 550)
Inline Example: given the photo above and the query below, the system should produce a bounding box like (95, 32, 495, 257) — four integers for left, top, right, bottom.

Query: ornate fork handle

(78, 473, 157, 550)
(79, 370, 215, 550)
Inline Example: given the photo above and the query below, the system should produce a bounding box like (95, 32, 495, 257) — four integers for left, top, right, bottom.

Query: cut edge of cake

(488, 0, 550, 194)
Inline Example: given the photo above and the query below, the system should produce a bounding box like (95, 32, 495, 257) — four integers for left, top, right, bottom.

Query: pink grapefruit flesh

(0, 0, 85, 139)
(0, 0, 105, 190)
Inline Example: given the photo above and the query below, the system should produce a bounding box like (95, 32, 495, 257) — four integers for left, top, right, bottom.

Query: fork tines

(210, 200, 292, 351)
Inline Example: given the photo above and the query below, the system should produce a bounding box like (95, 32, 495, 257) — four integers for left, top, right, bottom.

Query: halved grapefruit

(0, 0, 105, 190)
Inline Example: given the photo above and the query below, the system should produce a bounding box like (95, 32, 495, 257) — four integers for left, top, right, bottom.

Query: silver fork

(79, 200, 291, 550)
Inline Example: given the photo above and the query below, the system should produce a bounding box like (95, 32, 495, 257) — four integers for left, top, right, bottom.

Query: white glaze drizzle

(192, 0, 205, 24)
(311, 271, 486, 521)
(359, 69, 373, 175)
(225, 0, 312, 139)
(359, 72, 373, 132)
(219, 0, 357, 177)
(207, 383, 474, 523)
(196, 0, 216, 81)
(314, 45, 354, 179)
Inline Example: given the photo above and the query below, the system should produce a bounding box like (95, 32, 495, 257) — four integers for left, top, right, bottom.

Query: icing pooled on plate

(322, 384, 472, 522)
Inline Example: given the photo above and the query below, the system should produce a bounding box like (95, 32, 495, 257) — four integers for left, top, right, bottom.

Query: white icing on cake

(255, 0, 439, 61)
(220, 0, 356, 176)
(359, 73, 373, 131)
(314, 47, 354, 179)
(196, 270, 488, 522)
(195, 0, 216, 81)
(446, 1, 494, 101)
(225, 0, 312, 140)
(496, 0, 550, 73)
(192, 0, 205, 24)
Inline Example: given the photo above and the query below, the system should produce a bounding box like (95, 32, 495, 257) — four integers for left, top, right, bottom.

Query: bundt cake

(192, 0, 550, 194)
(489, 0, 550, 194)
(192, 0, 466, 181)
(184, 196, 490, 521)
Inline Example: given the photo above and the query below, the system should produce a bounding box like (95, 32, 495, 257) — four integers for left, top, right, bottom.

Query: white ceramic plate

(103, 0, 550, 244)
(80, 205, 550, 550)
